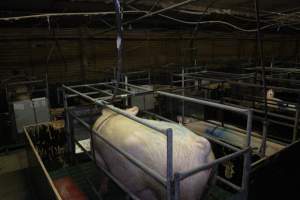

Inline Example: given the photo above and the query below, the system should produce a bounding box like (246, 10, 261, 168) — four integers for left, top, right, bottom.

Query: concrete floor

(0, 170, 35, 200)
(0, 149, 36, 200)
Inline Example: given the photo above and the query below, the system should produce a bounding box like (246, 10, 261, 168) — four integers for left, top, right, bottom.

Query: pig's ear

(125, 106, 139, 116)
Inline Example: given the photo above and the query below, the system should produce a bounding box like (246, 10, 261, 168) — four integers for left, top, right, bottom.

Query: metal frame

(4, 75, 50, 105)
(172, 69, 300, 157)
(2, 74, 50, 144)
(122, 70, 151, 85)
(62, 81, 253, 200)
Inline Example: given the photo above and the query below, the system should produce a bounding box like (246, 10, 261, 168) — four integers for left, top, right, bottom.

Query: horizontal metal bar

(254, 115, 296, 128)
(63, 85, 167, 134)
(99, 103, 168, 134)
(6, 79, 45, 87)
(63, 84, 106, 101)
(103, 83, 133, 94)
(184, 74, 300, 93)
(243, 95, 297, 107)
(141, 110, 175, 123)
(86, 85, 113, 96)
(178, 147, 251, 181)
(201, 133, 241, 152)
(139, 111, 241, 151)
(157, 91, 249, 114)
(250, 156, 268, 168)
(223, 98, 297, 120)
(69, 110, 167, 187)
(125, 78, 150, 83)
(245, 67, 300, 73)
(32, 88, 48, 93)
(123, 70, 149, 75)
(95, 91, 154, 101)
(68, 82, 113, 89)
(216, 176, 242, 192)
(67, 91, 100, 98)
(266, 77, 300, 84)
(95, 94, 128, 101)
(119, 82, 153, 91)
(172, 79, 195, 83)
(253, 108, 296, 121)
(227, 81, 300, 94)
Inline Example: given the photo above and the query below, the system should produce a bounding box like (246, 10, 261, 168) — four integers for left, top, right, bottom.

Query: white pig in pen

(92, 106, 215, 200)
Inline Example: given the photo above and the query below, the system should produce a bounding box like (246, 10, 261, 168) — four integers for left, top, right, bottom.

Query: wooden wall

(0, 28, 298, 84)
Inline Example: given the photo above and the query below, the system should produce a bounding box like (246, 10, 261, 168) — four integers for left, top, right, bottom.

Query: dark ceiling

(0, 0, 300, 33)
(1, 0, 300, 13)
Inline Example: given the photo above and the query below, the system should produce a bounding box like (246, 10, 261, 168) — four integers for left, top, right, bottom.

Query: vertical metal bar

(45, 73, 50, 106)
(241, 110, 253, 200)
(220, 82, 225, 127)
(124, 75, 129, 106)
(242, 149, 251, 200)
(171, 72, 174, 89)
(166, 128, 174, 200)
(69, 114, 76, 158)
(148, 71, 151, 84)
(111, 0, 124, 102)
(254, 0, 268, 124)
(259, 120, 268, 156)
(293, 106, 299, 142)
(63, 89, 73, 159)
(174, 173, 181, 200)
(246, 110, 253, 147)
(63, 89, 70, 137)
(181, 67, 185, 124)
(90, 110, 97, 162)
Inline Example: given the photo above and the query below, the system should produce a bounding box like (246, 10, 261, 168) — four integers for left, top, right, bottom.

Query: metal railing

(62, 81, 253, 200)
(171, 69, 300, 157)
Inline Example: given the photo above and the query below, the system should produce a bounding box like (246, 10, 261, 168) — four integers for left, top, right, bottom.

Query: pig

(266, 89, 295, 110)
(92, 106, 215, 200)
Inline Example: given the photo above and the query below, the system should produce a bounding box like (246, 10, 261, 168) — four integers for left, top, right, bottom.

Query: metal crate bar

(175, 147, 251, 181)
(157, 91, 249, 114)
(63, 82, 253, 200)
(69, 110, 168, 187)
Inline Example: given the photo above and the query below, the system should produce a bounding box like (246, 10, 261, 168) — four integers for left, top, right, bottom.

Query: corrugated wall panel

(0, 28, 299, 84)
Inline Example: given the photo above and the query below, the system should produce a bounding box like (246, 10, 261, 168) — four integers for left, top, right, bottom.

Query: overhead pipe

(112, 0, 124, 102)
(254, 0, 268, 156)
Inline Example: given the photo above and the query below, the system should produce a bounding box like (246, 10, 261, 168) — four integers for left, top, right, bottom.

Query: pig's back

(93, 115, 213, 199)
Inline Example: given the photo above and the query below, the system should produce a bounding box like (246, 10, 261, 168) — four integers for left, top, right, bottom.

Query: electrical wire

(158, 14, 277, 32)
(0, 11, 145, 21)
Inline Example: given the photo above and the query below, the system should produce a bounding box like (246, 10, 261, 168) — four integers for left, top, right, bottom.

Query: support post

(259, 120, 268, 156)
(181, 67, 185, 124)
(241, 110, 253, 200)
(166, 128, 174, 200)
(69, 114, 76, 160)
(293, 105, 300, 142)
(174, 173, 181, 200)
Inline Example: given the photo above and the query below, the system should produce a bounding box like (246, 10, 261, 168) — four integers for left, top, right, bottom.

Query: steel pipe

(69, 110, 167, 187)
(157, 91, 249, 114)
(178, 148, 251, 181)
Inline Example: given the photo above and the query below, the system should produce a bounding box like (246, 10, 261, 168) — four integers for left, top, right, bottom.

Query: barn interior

(1, 0, 300, 200)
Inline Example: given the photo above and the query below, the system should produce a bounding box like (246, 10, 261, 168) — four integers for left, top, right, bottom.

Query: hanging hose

(111, 0, 124, 103)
